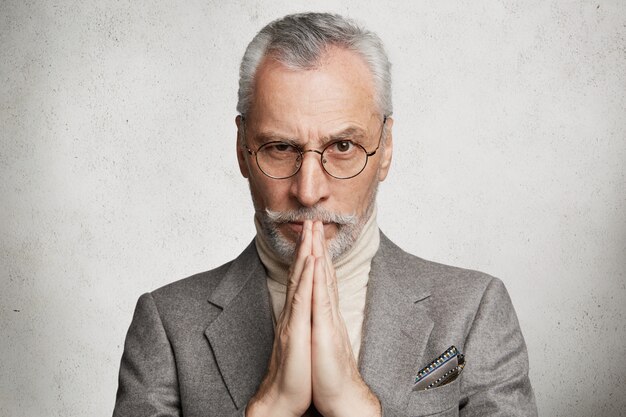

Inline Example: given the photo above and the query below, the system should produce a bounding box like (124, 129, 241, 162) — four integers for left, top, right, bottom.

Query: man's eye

(266, 143, 297, 153)
(331, 140, 354, 153)
(275, 143, 291, 152)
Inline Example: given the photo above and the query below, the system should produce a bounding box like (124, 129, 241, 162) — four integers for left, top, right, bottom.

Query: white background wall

(1, 1, 625, 416)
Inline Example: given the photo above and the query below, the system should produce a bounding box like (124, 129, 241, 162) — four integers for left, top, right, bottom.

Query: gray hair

(236, 12, 392, 118)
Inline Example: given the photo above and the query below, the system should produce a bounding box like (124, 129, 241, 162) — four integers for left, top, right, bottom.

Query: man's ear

(235, 115, 250, 178)
(378, 116, 393, 182)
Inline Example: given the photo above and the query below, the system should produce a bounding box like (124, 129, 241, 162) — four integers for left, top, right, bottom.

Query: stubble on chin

(256, 203, 375, 264)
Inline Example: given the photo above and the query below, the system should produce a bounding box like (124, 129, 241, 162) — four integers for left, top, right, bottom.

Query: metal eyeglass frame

(240, 115, 387, 180)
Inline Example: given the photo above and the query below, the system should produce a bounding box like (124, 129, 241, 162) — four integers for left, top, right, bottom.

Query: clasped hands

(246, 220, 381, 417)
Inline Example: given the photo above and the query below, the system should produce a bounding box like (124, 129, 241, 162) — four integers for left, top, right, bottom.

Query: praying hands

(246, 220, 381, 417)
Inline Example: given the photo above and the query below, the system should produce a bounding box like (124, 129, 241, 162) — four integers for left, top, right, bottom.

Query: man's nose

(289, 150, 331, 207)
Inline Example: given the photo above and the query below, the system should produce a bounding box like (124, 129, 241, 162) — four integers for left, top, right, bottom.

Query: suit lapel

(359, 233, 434, 406)
(204, 242, 274, 410)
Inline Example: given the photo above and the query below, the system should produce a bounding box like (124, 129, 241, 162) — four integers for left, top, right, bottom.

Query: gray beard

(256, 197, 376, 264)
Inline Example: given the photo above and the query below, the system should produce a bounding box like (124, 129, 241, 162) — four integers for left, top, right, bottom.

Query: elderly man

(113, 13, 537, 417)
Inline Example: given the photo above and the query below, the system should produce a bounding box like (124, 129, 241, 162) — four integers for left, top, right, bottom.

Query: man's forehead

(245, 47, 378, 136)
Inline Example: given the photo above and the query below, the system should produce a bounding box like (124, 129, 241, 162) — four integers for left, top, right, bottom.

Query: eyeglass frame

(240, 115, 388, 180)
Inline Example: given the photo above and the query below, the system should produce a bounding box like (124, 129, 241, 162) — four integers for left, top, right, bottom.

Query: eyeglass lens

(256, 141, 368, 179)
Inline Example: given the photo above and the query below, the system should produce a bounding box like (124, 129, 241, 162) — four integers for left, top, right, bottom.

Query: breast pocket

(406, 378, 460, 417)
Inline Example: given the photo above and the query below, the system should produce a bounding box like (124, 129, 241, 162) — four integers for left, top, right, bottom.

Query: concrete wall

(2, 1, 625, 416)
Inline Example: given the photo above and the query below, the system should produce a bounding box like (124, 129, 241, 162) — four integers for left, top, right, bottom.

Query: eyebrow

(252, 126, 369, 147)
(327, 127, 368, 143)
(252, 132, 299, 146)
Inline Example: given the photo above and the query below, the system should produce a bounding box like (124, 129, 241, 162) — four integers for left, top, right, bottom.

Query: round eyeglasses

(242, 116, 387, 180)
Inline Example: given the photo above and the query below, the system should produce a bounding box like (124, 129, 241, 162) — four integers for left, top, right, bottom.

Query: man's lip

(284, 221, 332, 233)
(286, 221, 331, 225)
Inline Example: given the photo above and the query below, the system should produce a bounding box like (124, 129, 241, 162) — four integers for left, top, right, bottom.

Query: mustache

(263, 207, 357, 226)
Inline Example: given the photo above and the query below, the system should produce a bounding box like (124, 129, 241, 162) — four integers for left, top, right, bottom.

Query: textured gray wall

(1, 1, 625, 416)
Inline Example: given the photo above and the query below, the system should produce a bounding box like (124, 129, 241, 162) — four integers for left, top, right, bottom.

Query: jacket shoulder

(151, 260, 233, 304)
(378, 233, 501, 301)
(148, 240, 259, 309)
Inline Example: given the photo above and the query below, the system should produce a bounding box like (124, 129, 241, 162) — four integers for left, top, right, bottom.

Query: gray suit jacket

(113, 233, 537, 416)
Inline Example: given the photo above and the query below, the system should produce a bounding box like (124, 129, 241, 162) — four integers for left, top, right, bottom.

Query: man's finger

(285, 220, 313, 313)
(312, 256, 334, 324)
(311, 223, 338, 316)
(289, 255, 314, 322)
(312, 221, 340, 311)
(311, 221, 325, 258)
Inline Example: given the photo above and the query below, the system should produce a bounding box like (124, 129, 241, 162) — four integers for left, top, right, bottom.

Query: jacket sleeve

(113, 293, 182, 417)
(458, 278, 538, 417)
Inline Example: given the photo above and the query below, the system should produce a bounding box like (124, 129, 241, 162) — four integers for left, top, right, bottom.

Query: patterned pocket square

(413, 346, 465, 391)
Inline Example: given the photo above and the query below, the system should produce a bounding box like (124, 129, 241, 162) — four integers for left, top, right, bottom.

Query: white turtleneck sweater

(254, 206, 380, 362)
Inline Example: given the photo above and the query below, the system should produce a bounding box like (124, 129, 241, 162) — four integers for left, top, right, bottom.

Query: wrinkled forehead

(245, 47, 379, 138)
